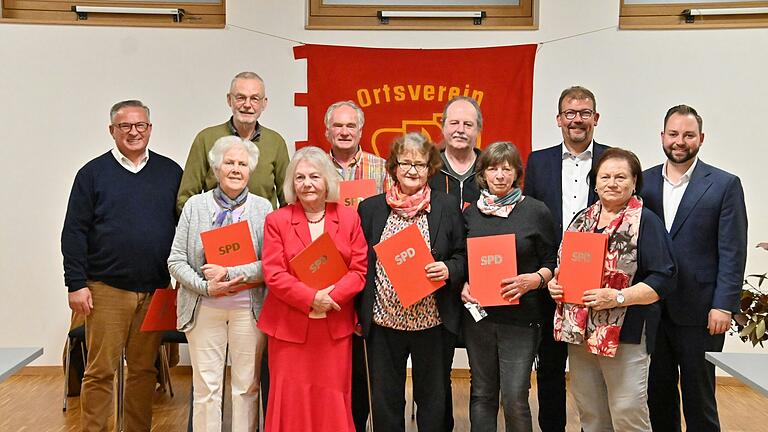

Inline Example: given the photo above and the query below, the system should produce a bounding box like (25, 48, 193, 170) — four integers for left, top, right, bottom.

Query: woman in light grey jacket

(168, 136, 272, 432)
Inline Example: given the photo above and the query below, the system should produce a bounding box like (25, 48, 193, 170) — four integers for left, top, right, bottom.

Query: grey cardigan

(169, 190, 272, 331)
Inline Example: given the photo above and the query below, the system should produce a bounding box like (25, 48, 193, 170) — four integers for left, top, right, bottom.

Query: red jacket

(258, 202, 368, 343)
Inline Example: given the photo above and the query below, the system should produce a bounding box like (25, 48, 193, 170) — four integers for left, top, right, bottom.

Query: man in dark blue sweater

(62, 100, 182, 432)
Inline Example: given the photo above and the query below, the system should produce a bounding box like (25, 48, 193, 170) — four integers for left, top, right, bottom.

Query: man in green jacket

(177, 71, 289, 213)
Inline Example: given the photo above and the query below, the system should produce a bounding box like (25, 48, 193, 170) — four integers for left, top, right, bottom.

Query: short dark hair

(558, 86, 596, 113)
(588, 147, 644, 195)
(475, 141, 524, 190)
(664, 104, 703, 134)
(386, 133, 442, 180)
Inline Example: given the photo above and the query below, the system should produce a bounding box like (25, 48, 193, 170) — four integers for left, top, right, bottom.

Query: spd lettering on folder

(373, 223, 442, 308)
(338, 179, 377, 210)
(467, 234, 517, 306)
(289, 232, 349, 290)
(559, 231, 608, 305)
(200, 220, 258, 295)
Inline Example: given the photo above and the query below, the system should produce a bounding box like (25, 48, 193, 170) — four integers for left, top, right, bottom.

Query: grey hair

(324, 100, 365, 130)
(441, 96, 483, 130)
(229, 71, 264, 93)
(110, 100, 150, 122)
(283, 146, 340, 204)
(208, 136, 260, 173)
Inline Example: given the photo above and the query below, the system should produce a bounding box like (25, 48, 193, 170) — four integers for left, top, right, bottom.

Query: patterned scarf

(212, 186, 248, 227)
(476, 188, 522, 218)
(386, 183, 431, 219)
(553, 195, 643, 357)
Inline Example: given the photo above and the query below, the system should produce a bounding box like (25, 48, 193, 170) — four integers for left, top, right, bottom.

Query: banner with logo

(294, 44, 536, 160)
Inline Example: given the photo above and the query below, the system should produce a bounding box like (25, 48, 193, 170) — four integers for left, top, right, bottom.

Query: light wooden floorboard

(1, 369, 766, 431)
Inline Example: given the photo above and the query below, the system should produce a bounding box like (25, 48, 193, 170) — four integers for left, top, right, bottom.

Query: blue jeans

(463, 315, 541, 432)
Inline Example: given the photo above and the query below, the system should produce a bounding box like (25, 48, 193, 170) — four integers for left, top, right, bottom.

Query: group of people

(62, 72, 747, 432)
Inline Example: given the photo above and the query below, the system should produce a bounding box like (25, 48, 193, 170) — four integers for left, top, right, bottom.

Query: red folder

(200, 220, 258, 294)
(289, 232, 349, 289)
(140, 286, 177, 332)
(373, 223, 442, 308)
(467, 234, 518, 306)
(559, 231, 608, 305)
(338, 179, 377, 210)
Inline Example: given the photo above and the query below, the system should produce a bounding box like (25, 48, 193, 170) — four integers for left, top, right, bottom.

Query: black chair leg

(63, 337, 72, 412)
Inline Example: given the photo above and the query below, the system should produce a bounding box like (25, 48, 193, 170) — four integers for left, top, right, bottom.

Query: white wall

(1, 1, 766, 367)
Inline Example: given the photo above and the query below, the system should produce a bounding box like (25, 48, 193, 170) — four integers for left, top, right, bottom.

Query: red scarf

(554, 196, 643, 357)
(386, 183, 431, 218)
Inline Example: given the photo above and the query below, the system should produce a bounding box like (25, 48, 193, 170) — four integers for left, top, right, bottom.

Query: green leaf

(740, 321, 757, 338)
(757, 319, 766, 339)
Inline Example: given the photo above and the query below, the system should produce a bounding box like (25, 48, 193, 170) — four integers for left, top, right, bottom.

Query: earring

(594, 187, 597, 193)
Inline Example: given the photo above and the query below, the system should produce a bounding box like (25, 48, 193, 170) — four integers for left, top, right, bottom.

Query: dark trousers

(367, 324, 456, 432)
(464, 315, 541, 432)
(352, 334, 370, 431)
(648, 319, 725, 432)
(535, 315, 568, 432)
(261, 346, 269, 418)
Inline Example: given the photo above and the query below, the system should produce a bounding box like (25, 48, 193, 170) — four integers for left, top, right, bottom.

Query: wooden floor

(1, 369, 767, 431)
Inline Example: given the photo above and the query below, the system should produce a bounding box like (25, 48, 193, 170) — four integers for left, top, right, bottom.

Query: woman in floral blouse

(548, 148, 676, 432)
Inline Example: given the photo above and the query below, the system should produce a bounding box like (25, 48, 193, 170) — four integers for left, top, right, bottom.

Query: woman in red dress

(258, 146, 368, 432)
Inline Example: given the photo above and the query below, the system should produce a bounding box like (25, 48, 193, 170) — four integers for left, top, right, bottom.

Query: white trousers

(186, 305, 266, 432)
(568, 334, 651, 432)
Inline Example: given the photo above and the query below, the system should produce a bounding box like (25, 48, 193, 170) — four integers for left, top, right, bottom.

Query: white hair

(208, 136, 260, 173)
(283, 146, 340, 204)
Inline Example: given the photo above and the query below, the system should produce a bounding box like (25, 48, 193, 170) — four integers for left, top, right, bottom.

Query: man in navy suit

(643, 105, 747, 432)
(523, 86, 609, 432)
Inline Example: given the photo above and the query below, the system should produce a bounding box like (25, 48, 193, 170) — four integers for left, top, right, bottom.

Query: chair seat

(161, 330, 187, 344)
(68, 325, 86, 340)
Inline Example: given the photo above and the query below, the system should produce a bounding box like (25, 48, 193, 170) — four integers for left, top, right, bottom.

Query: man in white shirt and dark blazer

(523, 86, 609, 432)
(642, 104, 748, 432)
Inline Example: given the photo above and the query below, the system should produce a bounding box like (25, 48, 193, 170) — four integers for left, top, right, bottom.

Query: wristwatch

(616, 291, 625, 305)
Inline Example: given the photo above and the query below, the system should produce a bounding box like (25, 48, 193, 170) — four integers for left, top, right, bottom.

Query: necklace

(306, 210, 326, 224)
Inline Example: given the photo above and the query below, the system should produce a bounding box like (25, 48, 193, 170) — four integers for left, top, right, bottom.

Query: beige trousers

(186, 304, 266, 432)
(568, 334, 651, 432)
(81, 281, 163, 432)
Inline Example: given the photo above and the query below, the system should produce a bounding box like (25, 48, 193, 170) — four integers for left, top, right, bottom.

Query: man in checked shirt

(324, 100, 390, 432)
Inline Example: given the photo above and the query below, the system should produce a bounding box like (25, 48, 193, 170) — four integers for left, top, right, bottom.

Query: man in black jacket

(428, 96, 482, 209)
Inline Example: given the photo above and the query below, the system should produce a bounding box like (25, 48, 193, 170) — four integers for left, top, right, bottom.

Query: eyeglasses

(397, 161, 428, 173)
(231, 94, 264, 106)
(560, 109, 595, 120)
(113, 122, 150, 133)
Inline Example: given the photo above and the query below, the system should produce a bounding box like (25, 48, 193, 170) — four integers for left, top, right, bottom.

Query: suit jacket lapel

(647, 166, 666, 227)
(670, 162, 713, 238)
(290, 204, 312, 248)
(552, 146, 563, 223)
(588, 142, 605, 206)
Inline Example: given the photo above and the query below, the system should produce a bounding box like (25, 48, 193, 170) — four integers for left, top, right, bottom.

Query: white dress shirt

(111, 147, 149, 174)
(561, 142, 594, 232)
(662, 158, 698, 232)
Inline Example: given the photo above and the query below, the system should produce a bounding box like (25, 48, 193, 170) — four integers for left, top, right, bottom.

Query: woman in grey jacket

(168, 136, 272, 432)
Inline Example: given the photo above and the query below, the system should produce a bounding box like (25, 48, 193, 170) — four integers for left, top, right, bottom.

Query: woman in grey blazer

(168, 136, 272, 432)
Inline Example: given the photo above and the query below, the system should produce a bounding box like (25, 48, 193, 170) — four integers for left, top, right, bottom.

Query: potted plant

(734, 243, 768, 346)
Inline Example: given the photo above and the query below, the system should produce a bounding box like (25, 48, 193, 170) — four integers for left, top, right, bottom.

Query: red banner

(294, 44, 536, 160)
